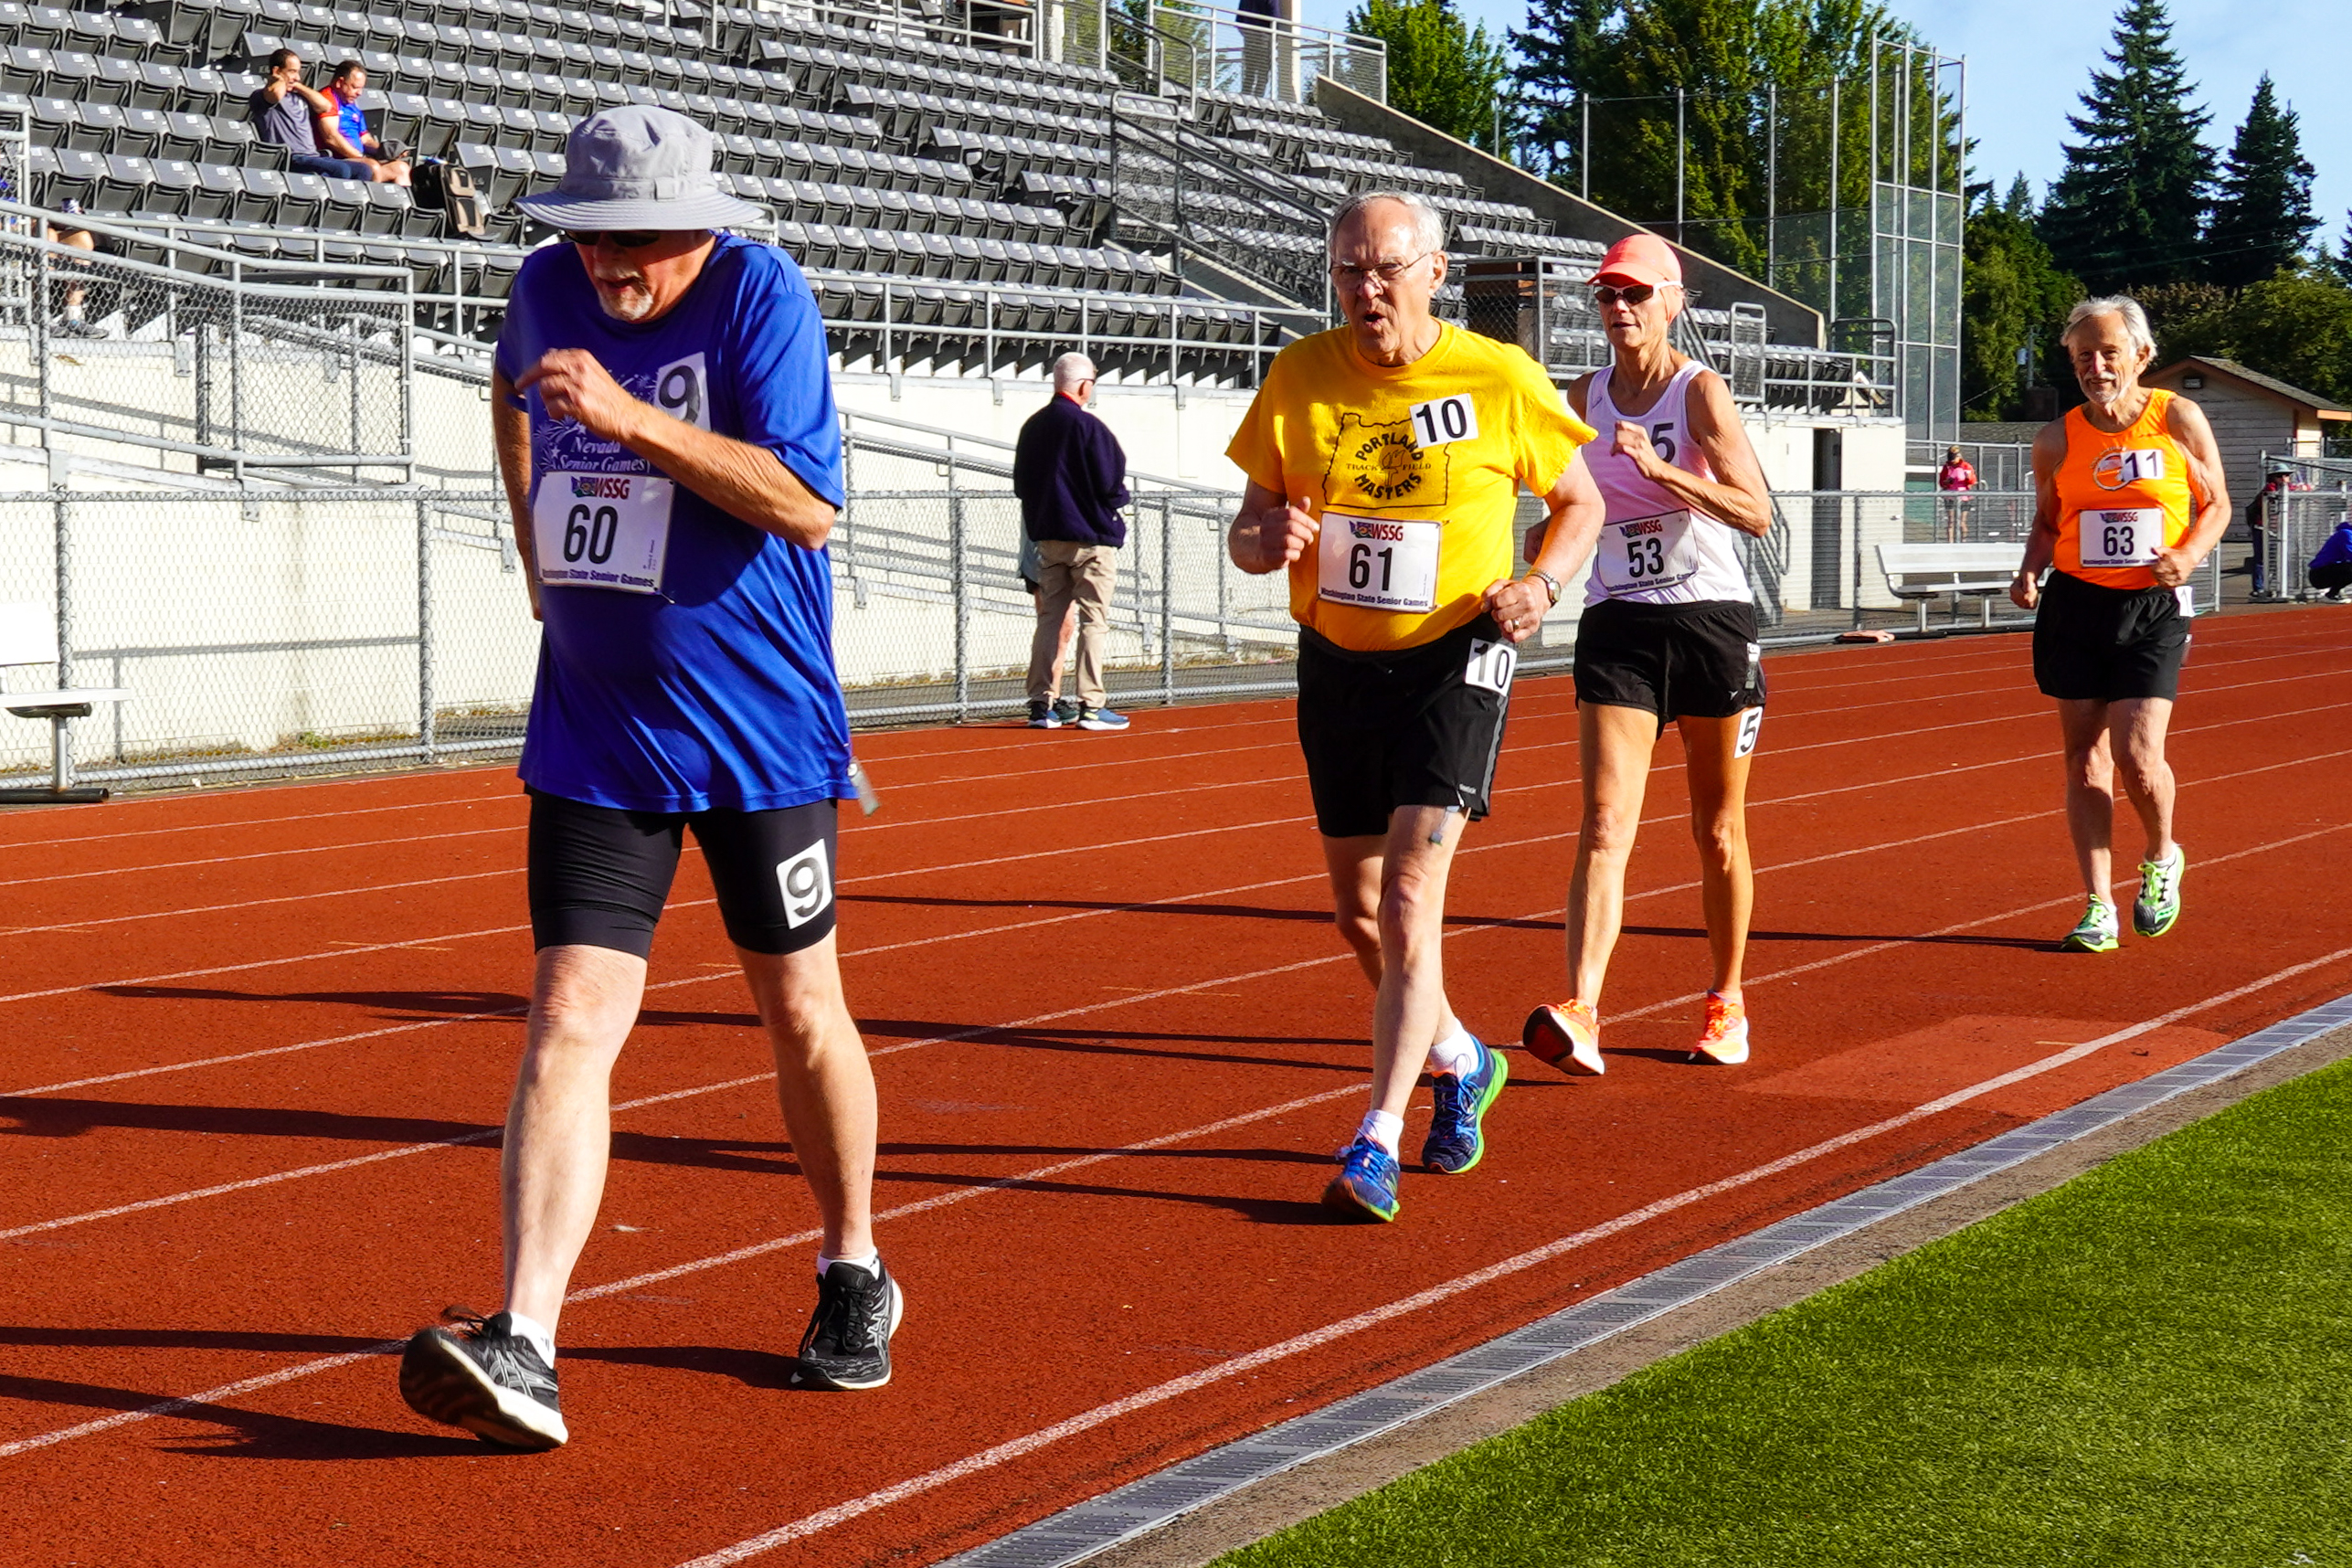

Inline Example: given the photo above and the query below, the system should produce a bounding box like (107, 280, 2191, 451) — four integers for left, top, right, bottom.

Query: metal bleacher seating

(0, 0, 1605, 384)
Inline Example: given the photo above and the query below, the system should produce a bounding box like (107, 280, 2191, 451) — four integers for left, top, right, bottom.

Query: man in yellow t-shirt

(1226, 189, 1605, 1223)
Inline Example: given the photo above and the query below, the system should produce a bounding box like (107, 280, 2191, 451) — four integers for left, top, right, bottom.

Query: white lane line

(0, 789, 520, 854)
(669, 947, 2352, 1566)
(0, 1084, 1365, 1459)
(8, 732, 2336, 1105)
(0, 867, 519, 941)
(0, 823, 519, 892)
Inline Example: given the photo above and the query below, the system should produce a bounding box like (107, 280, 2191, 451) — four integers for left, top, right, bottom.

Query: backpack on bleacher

(413, 161, 487, 239)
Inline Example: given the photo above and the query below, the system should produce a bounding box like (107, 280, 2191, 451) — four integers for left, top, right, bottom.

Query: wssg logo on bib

(1348, 518, 1408, 542)
(569, 475, 635, 500)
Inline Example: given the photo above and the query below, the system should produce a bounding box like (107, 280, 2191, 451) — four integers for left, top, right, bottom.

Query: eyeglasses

(1591, 283, 1661, 306)
(563, 230, 663, 249)
(1329, 251, 1435, 286)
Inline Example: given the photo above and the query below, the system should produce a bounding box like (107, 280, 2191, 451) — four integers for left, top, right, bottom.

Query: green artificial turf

(1217, 1056, 2352, 1567)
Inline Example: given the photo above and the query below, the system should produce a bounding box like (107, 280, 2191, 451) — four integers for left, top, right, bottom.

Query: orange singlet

(2054, 389, 2196, 590)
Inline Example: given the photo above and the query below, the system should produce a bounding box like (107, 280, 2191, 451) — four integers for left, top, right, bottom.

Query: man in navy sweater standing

(1015, 353, 1132, 731)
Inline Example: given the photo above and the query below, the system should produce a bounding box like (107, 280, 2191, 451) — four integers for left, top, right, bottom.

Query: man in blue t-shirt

(397, 107, 901, 1452)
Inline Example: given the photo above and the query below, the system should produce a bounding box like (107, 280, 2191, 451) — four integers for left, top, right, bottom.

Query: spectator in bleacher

(1014, 352, 1131, 731)
(1238, 0, 1279, 97)
(317, 60, 411, 186)
(251, 48, 374, 184)
(47, 199, 102, 339)
(396, 104, 900, 1451)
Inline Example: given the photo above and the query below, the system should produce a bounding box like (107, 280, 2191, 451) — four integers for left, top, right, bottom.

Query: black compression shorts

(525, 788, 839, 959)
(2032, 569, 2190, 702)
(1296, 615, 1516, 840)
(1573, 598, 1765, 726)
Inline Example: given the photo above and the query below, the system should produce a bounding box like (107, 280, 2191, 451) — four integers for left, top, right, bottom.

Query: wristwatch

(1528, 569, 1563, 607)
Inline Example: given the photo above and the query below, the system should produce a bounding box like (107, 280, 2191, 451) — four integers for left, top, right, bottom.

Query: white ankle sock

(1355, 1108, 1404, 1157)
(502, 1309, 556, 1367)
(1425, 1024, 1478, 1077)
(818, 1248, 881, 1279)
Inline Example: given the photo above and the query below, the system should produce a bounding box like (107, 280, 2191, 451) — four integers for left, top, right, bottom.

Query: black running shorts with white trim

(526, 788, 839, 959)
(2031, 568, 2190, 702)
(1296, 615, 1516, 840)
(1573, 598, 1764, 726)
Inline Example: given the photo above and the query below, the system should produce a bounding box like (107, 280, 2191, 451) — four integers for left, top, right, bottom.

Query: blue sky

(1298, 0, 2350, 250)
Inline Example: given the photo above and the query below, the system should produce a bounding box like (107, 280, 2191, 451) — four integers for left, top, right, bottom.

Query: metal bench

(1876, 541, 2024, 633)
(0, 601, 129, 803)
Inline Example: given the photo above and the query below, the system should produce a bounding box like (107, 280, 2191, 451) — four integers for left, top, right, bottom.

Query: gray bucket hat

(516, 105, 763, 231)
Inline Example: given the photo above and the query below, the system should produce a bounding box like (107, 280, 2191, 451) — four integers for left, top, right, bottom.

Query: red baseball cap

(1590, 232, 1683, 289)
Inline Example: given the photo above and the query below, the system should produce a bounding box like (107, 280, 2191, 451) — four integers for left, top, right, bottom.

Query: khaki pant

(1027, 540, 1116, 707)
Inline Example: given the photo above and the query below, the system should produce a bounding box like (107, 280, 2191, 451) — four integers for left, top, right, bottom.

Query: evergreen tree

(2206, 75, 2316, 288)
(2037, 0, 2215, 293)
(1347, 0, 1510, 151)
(1507, 0, 1910, 279)
(1962, 180, 2082, 420)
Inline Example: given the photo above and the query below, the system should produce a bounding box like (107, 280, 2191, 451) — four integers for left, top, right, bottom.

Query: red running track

(2, 609, 2348, 1567)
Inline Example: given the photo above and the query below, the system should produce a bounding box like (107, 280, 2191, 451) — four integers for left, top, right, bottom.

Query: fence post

(1160, 496, 1174, 705)
(49, 493, 72, 792)
(949, 461, 969, 721)
(417, 496, 437, 765)
(1849, 494, 1864, 630)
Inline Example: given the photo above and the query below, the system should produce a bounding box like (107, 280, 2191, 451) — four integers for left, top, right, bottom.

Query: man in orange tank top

(2009, 296, 2230, 952)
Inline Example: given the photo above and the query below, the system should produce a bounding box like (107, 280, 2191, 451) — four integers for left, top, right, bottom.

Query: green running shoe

(2135, 847, 2186, 938)
(2061, 895, 2119, 953)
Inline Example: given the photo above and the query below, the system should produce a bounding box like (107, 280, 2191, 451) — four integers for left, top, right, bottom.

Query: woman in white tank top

(1519, 233, 1776, 1078)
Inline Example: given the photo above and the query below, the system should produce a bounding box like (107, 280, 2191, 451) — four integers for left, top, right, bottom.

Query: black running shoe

(790, 1258, 904, 1391)
(398, 1308, 568, 1450)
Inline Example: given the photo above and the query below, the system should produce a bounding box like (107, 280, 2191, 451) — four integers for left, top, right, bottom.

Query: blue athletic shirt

(494, 233, 853, 813)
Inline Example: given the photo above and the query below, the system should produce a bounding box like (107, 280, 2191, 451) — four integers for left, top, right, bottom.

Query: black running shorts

(1573, 598, 1765, 726)
(526, 788, 839, 959)
(1295, 615, 1516, 840)
(2032, 569, 2190, 702)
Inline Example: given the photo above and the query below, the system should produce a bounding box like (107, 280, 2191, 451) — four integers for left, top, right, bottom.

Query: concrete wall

(1312, 77, 1826, 351)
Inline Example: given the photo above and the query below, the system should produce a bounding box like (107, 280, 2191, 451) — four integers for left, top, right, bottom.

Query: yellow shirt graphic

(1225, 323, 1594, 652)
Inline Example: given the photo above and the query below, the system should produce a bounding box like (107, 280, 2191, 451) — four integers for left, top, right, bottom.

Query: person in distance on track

(397, 108, 897, 1452)
(1226, 189, 1605, 1223)
(2010, 295, 2229, 953)
(1520, 233, 1776, 1077)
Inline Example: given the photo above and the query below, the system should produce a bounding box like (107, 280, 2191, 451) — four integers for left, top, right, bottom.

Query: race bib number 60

(1317, 511, 1441, 613)
(532, 471, 674, 593)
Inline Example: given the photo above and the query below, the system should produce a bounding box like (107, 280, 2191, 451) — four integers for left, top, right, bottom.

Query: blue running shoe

(1322, 1135, 1401, 1222)
(1076, 705, 1129, 731)
(1421, 1036, 1505, 1173)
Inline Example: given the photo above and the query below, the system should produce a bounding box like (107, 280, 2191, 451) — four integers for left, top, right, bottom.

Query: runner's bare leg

(1365, 806, 1466, 1121)
(1323, 832, 1465, 1050)
(2057, 697, 2117, 903)
(1676, 711, 1755, 1001)
(1565, 702, 1659, 1008)
(737, 933, 876, 1260)
(503, 943, 645, 1333)
(2105, 696, 2177, 866)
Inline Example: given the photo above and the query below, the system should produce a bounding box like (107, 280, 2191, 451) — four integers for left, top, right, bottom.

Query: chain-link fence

(2262, 485, 2352, 602)
(0, 472, 2262, 795)
(0, 207, 413, 486)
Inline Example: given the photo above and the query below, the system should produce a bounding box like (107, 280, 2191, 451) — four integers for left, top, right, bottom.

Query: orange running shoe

(1521, 999, 1605, 1076)
(1692, 992, 1749, 1065)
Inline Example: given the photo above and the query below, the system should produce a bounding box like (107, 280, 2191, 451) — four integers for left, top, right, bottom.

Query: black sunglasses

(562, 230, 663, 249)
(1591, 283, 1658, 306)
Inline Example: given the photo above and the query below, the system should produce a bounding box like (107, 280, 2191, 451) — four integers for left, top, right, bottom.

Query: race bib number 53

(1597, 509, 1700, 595)
(533, 471, 674, 593)
(1317, 511, 1441, 613)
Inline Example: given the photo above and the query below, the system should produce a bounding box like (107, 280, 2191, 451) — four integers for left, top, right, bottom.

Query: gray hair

(1050, 351, 1097, 392)
(1328, 189, 1446, 260)
(2062, 294, 2156, 360)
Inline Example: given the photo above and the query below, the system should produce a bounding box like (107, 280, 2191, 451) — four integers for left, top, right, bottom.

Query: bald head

(1052, 353, 1097, 397)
